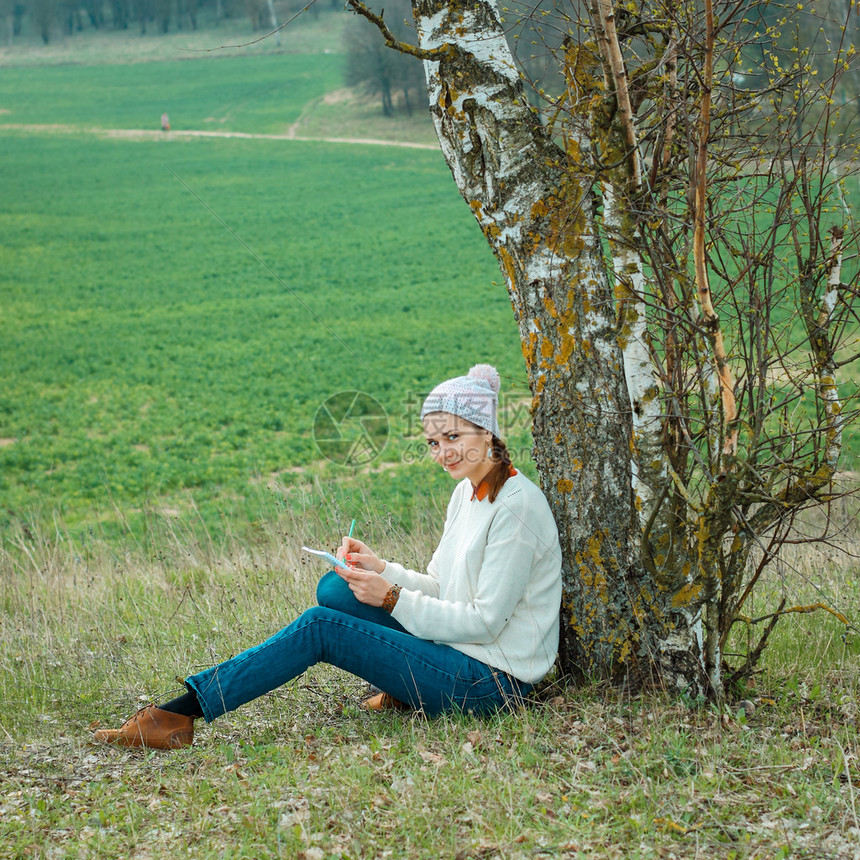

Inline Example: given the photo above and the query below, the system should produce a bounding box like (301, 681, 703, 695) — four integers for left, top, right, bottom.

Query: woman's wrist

(382, 584, 401, 613)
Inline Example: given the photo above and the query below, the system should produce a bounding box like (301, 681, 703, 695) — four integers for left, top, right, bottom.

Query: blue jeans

(185, 571, 531, 721)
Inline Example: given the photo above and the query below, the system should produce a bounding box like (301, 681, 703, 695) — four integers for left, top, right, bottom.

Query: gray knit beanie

(420, 364, 501, 437)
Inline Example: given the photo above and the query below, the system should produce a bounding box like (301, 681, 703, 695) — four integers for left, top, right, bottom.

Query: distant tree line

(343, 0, 424, 117)
(2, 0, 429, 122)
(0, 0, 339, 43)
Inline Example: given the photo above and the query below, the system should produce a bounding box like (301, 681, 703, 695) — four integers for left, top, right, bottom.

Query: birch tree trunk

(412, 0, 711, 694)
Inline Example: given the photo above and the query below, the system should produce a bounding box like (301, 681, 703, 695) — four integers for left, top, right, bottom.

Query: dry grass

(0, 495, 858, 858)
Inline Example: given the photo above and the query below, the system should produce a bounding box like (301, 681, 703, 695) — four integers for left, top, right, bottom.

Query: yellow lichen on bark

(439, 83, 461, 116)
(562, 39, 603, 115)
(573, 530, 612, 603)
(522, 330, 538, 367)
(546, 189, 587, 259)
(542, 292, 560, 320)
(497, 246, 517, 292)
(672, 581, 703, 607)
(555, 325, 578, 367)
(530, 198, 550, 221)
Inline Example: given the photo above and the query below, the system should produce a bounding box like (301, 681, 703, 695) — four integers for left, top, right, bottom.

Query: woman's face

(423, 412, 493, 486)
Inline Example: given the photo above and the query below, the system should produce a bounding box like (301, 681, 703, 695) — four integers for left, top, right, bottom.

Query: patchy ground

(1, 678, 857, 859)
(0, 122, 439, 150)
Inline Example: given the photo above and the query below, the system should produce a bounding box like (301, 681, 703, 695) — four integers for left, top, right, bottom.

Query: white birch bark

(819, 230, 844, 472)
(603, 185, 666, 521)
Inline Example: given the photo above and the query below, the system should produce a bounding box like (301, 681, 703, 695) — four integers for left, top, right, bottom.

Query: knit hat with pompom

(420, 364, 501, 437)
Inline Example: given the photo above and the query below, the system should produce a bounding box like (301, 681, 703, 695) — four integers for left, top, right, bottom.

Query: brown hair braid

(485, 436, 513, 503)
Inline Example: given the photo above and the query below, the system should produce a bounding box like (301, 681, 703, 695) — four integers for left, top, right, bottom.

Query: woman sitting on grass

(94, 364, 562, 749)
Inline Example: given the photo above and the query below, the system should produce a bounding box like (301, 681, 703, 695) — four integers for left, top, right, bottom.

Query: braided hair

(485, 436, 513, 503)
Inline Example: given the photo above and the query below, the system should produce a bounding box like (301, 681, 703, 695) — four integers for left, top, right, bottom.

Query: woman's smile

(423, 413, 494, 486)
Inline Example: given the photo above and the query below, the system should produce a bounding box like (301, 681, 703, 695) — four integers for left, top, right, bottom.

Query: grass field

(0, 499, 857, 859)
(0, 12, 532, 541)
(2, 8, 858, 541)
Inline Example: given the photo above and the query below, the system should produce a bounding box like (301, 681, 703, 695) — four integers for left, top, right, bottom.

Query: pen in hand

(338, 518, 357, 568)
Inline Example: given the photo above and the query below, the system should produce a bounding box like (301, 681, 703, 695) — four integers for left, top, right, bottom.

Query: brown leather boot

(360, 692, 410, 711)
(93, 704, 194, 749)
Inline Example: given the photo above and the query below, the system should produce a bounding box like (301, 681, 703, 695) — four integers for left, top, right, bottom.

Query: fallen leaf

(466, 729, 483, 748)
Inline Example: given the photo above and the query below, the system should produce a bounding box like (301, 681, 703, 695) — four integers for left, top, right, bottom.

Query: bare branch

(586, 0, 642, 183)
(741, 601, 853, 629)
(726, 598, 786, 686)
(346, 0, 458, 61)
(692, 0, 738, 464)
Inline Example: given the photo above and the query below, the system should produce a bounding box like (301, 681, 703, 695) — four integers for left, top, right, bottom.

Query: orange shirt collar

(471, 466, 517, 501)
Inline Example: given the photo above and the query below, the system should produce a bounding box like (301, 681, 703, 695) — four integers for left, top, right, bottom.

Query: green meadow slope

(0, 19, 534, 538)
(1, 12, 857, 543)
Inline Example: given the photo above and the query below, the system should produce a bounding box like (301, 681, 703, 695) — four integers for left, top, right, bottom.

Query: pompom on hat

(421, 364, 501, 438)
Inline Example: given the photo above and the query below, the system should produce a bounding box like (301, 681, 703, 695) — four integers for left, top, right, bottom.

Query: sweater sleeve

(379, 558, 440, 598)
(390, 497, 547, 644)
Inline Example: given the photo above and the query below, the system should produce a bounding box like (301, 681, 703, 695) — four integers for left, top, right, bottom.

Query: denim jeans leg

(315, 570, 408, 633)
(185, 606, 529, 722)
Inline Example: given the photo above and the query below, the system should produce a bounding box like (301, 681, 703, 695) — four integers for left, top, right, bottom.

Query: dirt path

(0, 122, 439, 150)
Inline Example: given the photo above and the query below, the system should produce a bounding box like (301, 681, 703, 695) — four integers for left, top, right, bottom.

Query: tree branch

(587, 0, 641, 183)
(739, 601, 853, 629)
(346, 0, 458, 61)
(693, 0, 738, 464)
(725, 597, 785, 687)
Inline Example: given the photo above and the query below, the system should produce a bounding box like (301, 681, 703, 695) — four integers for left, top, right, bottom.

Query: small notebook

(302, 546, 353, 569)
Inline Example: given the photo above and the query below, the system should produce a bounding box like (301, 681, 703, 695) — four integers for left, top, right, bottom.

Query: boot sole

(93, 729, 194, 749)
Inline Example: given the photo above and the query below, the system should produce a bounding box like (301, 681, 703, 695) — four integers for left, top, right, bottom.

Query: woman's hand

(337, 537, 385, 574)
(335, 566, 392, 607)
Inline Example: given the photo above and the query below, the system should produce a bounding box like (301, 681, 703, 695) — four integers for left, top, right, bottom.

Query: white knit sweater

(381, 472, 562, 684)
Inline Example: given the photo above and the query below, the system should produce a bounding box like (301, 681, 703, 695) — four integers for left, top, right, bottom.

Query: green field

(0, 51, 341, 131)
(0, 19, 534, 539)
(1, 9, 858, 545)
